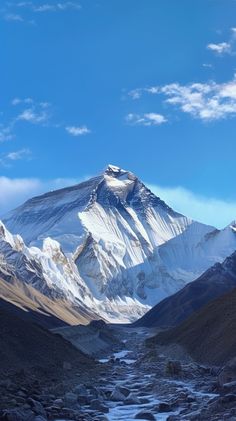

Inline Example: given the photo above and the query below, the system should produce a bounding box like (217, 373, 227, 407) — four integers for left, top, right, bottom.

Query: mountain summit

(3, 164, 190, 252)
(3, 166, 236, 321)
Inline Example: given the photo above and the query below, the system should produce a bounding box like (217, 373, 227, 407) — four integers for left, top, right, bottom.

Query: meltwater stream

(98, 347, 181, 420)
(94, 326, 220, 421)
(54, 326, 220, 421)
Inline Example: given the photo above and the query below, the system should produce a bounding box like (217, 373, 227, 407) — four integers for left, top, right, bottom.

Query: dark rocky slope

(148, 287, 236, 365)
(0, 305, 93, 376)
(135, 251, 236, 328)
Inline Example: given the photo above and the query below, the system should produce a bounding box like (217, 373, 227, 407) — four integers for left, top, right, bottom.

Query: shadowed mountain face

(0, 306, 94, 376)
(149, 286, 236, 365)
(135, 251, 236, 328)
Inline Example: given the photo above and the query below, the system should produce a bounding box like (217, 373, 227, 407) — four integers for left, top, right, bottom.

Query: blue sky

(1, 0, 236, 227)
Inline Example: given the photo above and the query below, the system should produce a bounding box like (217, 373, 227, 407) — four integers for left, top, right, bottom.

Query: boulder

(53, 398, 63, 408)
(218, 357, 236, 387)
(221, 394, 236, 404)
(223, 381, 236, 394)
(73, 384, 88, 396)
(182, 410, 202, 420)
(110, 386, 127, 401)
(27, 399, 46, 417)
(166, 360, 182, 376)
(77, 395, 89, 405)
(134, 411, 155, 420)
(89, 319, 106, 329)
(0, 409, 35, 421)
(119, 386, 130, 397)
(158, 402, 172, 412)
(64, 392, 78, 407)
(90, 399, 109, 413)
(124, 393, 141, 405)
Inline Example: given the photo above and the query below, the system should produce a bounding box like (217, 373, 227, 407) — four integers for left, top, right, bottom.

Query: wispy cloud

(2, 1, 81, 23)
(4, 13, 23, 22)
(207, 27, 236, 56)
(0, 148, 32, 168)
(1, 97, 89, 149)
(202, 63, 214, 69)
(33, 2, 81, 12)
(11, 97, 33, 106)
(0, 125, 14, 142)
(6, 148, 31, 161)
(128, 75, 236, 121)
(128, 89, 143, 100)
(0, 176, 81, 215)
(17, 108, 49, 124)
(126, 112, 167, 126)
(148, 183, 236, 229)
(207, 42, 231, 55)
(0, 98, 51, 148)
(66, 125, 91, 136)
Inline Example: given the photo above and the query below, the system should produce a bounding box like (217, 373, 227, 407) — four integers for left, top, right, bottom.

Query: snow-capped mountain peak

(105, 164, 129, 176)
(3, 166, 236, 322)
(228, 220, 236, 232)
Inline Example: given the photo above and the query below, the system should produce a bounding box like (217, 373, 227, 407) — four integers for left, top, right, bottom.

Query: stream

(92, 326, 218, 421)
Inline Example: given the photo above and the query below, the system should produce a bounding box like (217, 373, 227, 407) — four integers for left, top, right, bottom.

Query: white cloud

(202, 63, 213, 69)
(3, 97, 90, 143)
(207, 42, 231, 55)
(126, 112, 167, 126)
(17, 107, 49, 124)
(4, 13, 23, 22)
(6, 148, 31, 161)
(16, 1, 33, 6)
(33, 2, 81, 12)
(66, 125, 91, 136)
(0, 178, 42, 215)
(0, 149, 32, 168)
(39, 101, 50, 108)
(0, 177, 80, 216)
(144, 113, 167, 124)
(128, 89, 143, 100)
(207, 27, 236, 56)
(33, 4, 56, 12)
(129, 75, 236, 121)
(11, 97, 33, 106)
(0, 98, 51, 146)
(161, 79, 236, 120)
(0, 125, 14, 142)
(148, 183, 236, 229)
(57, 2, 81, 10)
(2, 1, 81, 23)
(13, 99, 52, 125)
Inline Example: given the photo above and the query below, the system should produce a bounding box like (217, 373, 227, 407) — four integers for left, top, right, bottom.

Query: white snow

(2, 165, 236, 322)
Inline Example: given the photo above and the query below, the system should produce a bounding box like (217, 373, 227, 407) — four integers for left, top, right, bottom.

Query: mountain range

(1, 164, 236, 324)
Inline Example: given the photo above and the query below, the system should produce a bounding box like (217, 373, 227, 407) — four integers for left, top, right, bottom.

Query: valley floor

(1, 325, 235, 421)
